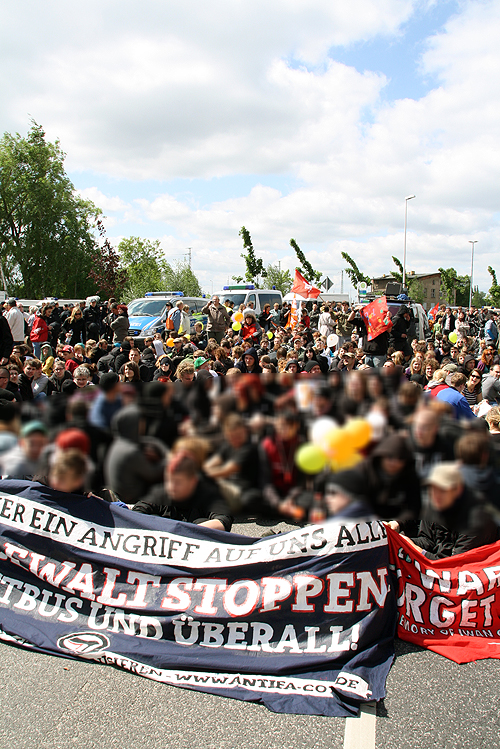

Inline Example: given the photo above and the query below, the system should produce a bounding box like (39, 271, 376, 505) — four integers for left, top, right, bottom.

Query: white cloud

(2, 0, 500, 294)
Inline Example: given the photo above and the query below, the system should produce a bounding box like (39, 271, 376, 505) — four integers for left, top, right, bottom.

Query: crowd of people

(0, 292, 499, 558)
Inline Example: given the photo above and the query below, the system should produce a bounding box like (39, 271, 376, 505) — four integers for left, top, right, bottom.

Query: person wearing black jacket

(389, 462, 497, 559)
(356, 433, 421, 534)
(133, 453, 232, 531)
(62, 307, 86, 346)
(0, 314, 14, 365)
(390, 304, 412, 358)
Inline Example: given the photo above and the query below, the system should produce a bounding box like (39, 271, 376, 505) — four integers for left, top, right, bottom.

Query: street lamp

(469, 240, 478, 308)
(403, 195, 416, 289)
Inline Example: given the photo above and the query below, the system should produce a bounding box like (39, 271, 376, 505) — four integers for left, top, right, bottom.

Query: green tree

(471, 286, 488, 308)
(232, 227, 267, 287)
(163, 260, 202, 297)
(391, 256, 425, 304)
(119, 236, 167, 300)
(289, 238, 321, 284)
(487, 266, 500, 307)
(341, 252, 371, 287)
(265, 264, 293, 295)
(0, 120, 110, 298)
(439, 267, 470, 306)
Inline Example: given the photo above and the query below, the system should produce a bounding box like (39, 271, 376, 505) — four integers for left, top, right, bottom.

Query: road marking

(343, 701, 376, 749)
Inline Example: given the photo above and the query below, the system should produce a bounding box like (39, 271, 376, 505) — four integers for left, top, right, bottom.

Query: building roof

(371, 272, 440, 282)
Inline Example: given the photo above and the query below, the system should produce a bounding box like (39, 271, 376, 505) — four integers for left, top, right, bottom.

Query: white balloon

(310, 417, 338, 446)
(366, 409, 387, 441)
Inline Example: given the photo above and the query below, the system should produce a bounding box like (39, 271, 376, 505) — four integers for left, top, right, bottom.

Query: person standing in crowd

(201, 296, 232, 344)
(30, 304, 53, 358)
(4, 299, 25, 345)
(62, 306, 86, 347)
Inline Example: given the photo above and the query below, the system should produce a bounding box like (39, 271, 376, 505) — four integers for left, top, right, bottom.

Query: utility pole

(341, 270, 344, 294)
(186, 248, 192, 269)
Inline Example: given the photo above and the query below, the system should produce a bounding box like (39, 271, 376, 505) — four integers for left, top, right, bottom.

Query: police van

(127, 292, 208, 344)
(216, 285, 283, 315)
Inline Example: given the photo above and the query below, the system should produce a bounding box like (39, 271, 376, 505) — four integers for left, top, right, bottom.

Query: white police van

(216, 285, 283, 314)
(127, 292, 208, 343)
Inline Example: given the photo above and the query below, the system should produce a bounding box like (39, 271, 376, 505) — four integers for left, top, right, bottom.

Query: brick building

(371, 271, 442, 310)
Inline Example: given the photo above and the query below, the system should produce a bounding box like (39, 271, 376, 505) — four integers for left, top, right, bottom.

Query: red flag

(291, 270, 321, 299)
(360, 296, 393, 341)
(428, 302, 439, 321)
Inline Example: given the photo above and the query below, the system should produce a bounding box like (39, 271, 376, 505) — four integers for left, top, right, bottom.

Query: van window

(259, 293, 281, 308)
(246, 293, 256, 307)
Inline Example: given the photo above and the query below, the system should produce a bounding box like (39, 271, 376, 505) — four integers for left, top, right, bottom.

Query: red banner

(387, 529, 500, 663)
(360, 296, 393, 341)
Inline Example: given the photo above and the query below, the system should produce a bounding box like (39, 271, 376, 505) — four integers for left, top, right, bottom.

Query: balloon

(234, 312, 244, 323)
(232, 322, 242, 331)
(323, 428, 351, 460)
(448, 331, 458, 343)
(295, 443, 328, 474)
(330, 451, 363, 472)
(343, 418, 373, 450)
(366, 410, 387, 441)
(267, 330, 273, 339)
(166, 337, 175, 347)
(310, 417, 338, 447)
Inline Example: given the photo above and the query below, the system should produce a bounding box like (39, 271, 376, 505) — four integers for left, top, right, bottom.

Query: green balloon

(295, 443, 327, 474)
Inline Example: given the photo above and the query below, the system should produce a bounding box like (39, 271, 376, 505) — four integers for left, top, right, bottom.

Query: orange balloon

(324, 428, 354, 461)
(166, 337, 175, 347)
(343, 419, 373, 450)
(234, 311, 244, 323)
(330, 452, 363, 472)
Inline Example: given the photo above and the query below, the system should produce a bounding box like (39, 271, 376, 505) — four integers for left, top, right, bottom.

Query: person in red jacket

(30, 304, 53, 358)
(240, 310, 261, 345)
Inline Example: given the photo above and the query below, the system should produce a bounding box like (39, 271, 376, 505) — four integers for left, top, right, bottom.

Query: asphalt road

(0, 518, 498, 749)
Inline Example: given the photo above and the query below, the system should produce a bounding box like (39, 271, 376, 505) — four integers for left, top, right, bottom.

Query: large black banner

(0, 480, 396, 716)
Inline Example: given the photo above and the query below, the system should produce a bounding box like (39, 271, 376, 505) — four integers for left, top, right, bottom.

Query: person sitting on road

(388, 462, 498, 559)
(133, 452, 232, 531)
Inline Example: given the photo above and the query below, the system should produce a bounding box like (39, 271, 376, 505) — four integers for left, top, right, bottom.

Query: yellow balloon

(343, 418, 373, 450)
(295, 443, 328, 474)
(234, 311, 244, 323)
(232, 322, 242, 331)
(166, 337, 175, 347)
(267, 330, 273, 339)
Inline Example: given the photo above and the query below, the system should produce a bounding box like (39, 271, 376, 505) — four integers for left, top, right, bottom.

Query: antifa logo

(57, 632, 110, 655)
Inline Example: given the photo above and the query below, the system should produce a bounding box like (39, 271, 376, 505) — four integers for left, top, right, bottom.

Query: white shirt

(5, 306, 25, 341)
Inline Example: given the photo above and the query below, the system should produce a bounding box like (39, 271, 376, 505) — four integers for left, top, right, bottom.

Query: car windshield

(220, 293, 246, 306)
(128, 299, 167, 317)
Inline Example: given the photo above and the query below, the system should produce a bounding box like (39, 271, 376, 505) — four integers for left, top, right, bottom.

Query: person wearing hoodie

(234, 347, 262, 374)
(356, 433, 421, 534)
(455, 430, 500, 509)
(104, 403, 165, 504)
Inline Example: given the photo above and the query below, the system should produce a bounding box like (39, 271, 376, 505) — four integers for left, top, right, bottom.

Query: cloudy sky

(2, 0, 499, 298)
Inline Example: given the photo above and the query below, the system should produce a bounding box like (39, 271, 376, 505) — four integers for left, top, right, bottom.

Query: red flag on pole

(428, 302, 439, 321)
(291, 270, 321, 299)
(360, 296, 393, 341)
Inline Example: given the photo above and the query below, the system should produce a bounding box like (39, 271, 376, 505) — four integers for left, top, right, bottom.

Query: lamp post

(469, 240, 478, 308)
(403, 195, 416, 289)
